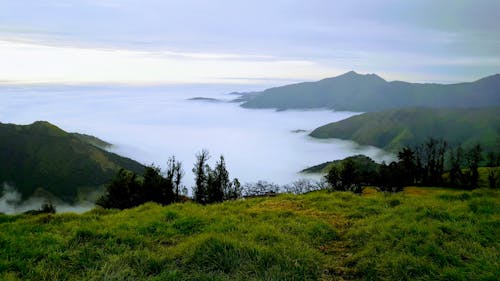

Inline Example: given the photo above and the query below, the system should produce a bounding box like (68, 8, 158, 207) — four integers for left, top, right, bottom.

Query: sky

(0, 0, 499, 85)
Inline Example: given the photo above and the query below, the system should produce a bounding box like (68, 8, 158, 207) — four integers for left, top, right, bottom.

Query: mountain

(309, 107, 500, 152)
(240, 72, 500, 111)
(71, 132, 112, 149)
(0, 121, 144, 202)
(301, 154, 379, 174)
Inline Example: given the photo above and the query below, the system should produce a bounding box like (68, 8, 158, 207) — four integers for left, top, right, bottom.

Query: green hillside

(0, 121, 144, 202)
(309, 107, 500, 152)
(241, 71, 500, 111)
(301, 155, 379, 174)
(0, 188, 498, 280)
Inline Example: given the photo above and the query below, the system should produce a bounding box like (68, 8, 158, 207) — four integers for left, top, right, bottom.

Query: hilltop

(301, 154, 379, 174)
(0, 121, 144, 202)
(309, 107, 500, 152)
(0, 188, 498, 280)
(240, 72, 500, 111)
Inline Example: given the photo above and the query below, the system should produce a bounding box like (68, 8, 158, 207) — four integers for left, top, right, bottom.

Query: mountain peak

(326, 71, 386, 83)
(28, 121, 67, 137)
(337, 70, 359, 78)
(474, 73, 500, 83)
(344, 70, 359, 75)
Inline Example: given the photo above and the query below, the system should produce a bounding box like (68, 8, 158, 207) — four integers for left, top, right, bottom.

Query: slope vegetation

(241, 71, 500, 111)
(0, 188, 498, 280)
(301, 154, 379, 174)
(310, 107, 500, 152)
(0, 121, 144, 202)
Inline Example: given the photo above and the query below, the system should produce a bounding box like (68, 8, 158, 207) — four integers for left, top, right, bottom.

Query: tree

(192, 151, 241, 203)
(325, 165, 343, 191)
(398, 147, 416, 186)
(486, 152, 500, 189)
(40, 200, 56, 214)
(206, 156, 229, 203)
(413, 145, 424, 184)
(225, 178, 242, 200)
(324, 159, 364, 194)
(415, 138, 447, 185)
(142, 165, 169, 204)
(448, 146, 465, 188)
(98, 160, 186, 209)
(465, 144, 482, 189)
(166, 156, 183, 202)
(97, 169, 141, 209)
(192, 149, 210, 204)
(376, 160, 406, 193)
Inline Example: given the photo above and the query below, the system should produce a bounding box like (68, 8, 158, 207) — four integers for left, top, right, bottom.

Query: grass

(0, 188, 498, 280)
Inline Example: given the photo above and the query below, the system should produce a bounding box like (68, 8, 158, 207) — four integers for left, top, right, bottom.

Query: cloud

(0, 40, 343, 85)
(1, 1, 497, 84)
(0, 183, 93, 215)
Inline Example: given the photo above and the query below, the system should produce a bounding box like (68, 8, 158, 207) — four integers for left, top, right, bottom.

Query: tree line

(97, 139, 499, 209)
(191, 149, 242, 204)
(97, 150, 244, 209)
(97, 156, 185, 209)
(97, 148, 329, 209)
(324, 138, 499, 194)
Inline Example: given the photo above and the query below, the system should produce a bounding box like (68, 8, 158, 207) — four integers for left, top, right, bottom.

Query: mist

(0, 183, 93, 215)
(0, 83, 393, 189)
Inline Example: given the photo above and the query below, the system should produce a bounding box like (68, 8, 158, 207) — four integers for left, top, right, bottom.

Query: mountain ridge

(0, 121, 144, 202)
(240, 72, 500, 111)
(309, 107, 500, 153)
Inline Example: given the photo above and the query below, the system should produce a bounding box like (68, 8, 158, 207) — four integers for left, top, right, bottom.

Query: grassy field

(0, 188, 498, 281)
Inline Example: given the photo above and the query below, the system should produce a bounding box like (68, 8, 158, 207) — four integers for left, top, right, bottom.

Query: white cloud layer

(0, 40, 342, 85)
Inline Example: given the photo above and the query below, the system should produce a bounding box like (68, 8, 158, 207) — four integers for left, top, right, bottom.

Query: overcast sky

(1, 0, 499, 85)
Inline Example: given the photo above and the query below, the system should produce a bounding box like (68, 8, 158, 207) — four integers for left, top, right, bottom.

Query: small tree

(166, 156, 183, 202)
(40, 200, 56, 214)
(97, 169, 141, 209)
(324, 159, 364, 194)
(486, 152, 500, 188)
(398, 147, 416, 186)
(192, 149, 210, 204)
(207, 156, 229, 203)
(419, 138, 447, 185)
(448, 146, 465, 188)
(225, 178, 242, 200)
(325, 165, 343, 191)
(465, 144, 482, 189)
(142, 165, 170, 204)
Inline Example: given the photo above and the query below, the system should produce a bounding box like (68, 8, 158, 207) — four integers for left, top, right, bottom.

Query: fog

(0, 83, 393, 190)
(0, 183, 93, 214)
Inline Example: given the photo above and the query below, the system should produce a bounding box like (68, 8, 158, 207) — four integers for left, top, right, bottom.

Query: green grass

(0, 188, 499, 280)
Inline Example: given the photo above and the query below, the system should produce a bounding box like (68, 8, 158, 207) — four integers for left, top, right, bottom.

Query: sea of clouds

(0, 83, 393, 213)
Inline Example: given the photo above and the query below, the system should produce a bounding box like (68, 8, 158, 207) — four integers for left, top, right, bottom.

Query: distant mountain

(309, 107, 500, 152)
(187, 97, 224, 103)
(0, 121, 144, 202)
(240, 71, 500, 111)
